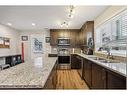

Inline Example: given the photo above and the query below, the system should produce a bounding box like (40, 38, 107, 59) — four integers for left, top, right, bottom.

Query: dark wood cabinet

(50, 29, 80, 47)
(81, 55, 126, 89)
(70, 30, 80, 47)
(106, 70, 126, 89)
(83, 59, 106, 89)
(50, 21, 94, 48)
(91, 63, 106, 89)
(83, 59, 92, 87)
(79, 21, 94, 49)
(44, 60, 57, 89)
(71, 54, 81, 69)
(50, 30, 58, 46)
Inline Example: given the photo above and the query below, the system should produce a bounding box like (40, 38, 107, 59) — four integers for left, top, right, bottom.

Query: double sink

(88, 57, 117, 63)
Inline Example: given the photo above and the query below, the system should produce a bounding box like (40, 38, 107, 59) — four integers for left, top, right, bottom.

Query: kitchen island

(0, 55, 57, 89)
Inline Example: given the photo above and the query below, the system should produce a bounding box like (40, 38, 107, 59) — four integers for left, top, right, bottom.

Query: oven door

(58, 56, 70, 64)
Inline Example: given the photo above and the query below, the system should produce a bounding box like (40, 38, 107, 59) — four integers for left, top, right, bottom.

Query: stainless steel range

(57, 38, 71, 69)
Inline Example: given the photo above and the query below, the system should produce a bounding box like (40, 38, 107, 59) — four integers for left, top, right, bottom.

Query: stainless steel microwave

(57, 38, 70, 46)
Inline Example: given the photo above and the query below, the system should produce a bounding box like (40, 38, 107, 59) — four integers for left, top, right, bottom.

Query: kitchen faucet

(106, 48, 113, 59)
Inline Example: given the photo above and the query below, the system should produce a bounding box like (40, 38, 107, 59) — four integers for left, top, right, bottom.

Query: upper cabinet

(50, 29, 58, 46)
(50, 21, 94, 48)
(70, 30, 80, 47)
(50, 29, 80, 47)
(95, 10, 127, 57)
(80, 21, 94, 48)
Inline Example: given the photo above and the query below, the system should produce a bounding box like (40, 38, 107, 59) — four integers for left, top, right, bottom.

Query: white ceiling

(0, 6, 108, 30)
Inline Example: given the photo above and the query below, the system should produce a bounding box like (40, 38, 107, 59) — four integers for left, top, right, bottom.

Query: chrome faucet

(106, 48, 113, 59)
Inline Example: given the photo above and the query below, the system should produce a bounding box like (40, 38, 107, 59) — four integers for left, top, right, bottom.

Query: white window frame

(95, 9, 127, 57)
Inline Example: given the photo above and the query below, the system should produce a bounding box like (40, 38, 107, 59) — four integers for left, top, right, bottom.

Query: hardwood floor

(56, 70, 89, 89)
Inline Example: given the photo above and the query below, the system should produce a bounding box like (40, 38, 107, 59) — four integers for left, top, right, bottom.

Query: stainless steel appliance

(57, 46, 71, 69)
(57, 38, 70, 46)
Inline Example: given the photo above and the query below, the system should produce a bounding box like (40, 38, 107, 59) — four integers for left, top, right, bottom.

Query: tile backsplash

(51, 46, 81, 54)
(70, 48, 81, 54)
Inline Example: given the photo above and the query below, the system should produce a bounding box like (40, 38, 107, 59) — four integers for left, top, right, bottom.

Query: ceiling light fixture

(61, 21, 69, 28)
(60, 5, 76, 28)
(32, 23, 36, 26)
(68, 14, 74, 18)
(7, 23, 12, 26)
(68, 5, 75, 18)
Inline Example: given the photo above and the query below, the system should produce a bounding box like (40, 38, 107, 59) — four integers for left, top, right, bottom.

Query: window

(95, 10, 127, 57)
(120, 14, 127, 38)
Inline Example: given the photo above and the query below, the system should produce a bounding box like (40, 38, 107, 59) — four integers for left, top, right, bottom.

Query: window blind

(95, 10, 127, 54)
(119, 13, 127, 38)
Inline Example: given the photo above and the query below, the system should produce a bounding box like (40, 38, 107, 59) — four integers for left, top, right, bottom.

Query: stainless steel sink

(89, 57, 105, 60)
(98, 60, 116, 63)
(88, 57, 116, 63)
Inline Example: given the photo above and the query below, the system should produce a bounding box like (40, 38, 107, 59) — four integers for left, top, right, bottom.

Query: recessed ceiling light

(7, 23, 12, 26)
(32, 23, 36, 26)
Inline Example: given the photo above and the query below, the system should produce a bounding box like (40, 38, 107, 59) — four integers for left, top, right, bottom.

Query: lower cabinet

(91, 63, 106, 89)
(44, 61, 57, 89)
(83, 59, 92, 87)
(5, 55, 22, 66)
(71, 54, 81, 69)
(106, 70, 126, 89)
(82, 56, 126, 89)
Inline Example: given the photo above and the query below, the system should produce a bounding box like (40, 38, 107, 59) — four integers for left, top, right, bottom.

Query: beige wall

(0, 24, 20, 57)
(94, 6, 127, 28)
(20, 29, 51, 61)
(0, 25, 52, 62)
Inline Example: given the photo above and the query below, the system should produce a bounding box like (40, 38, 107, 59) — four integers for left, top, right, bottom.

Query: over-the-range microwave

(57, 38, 70, 46)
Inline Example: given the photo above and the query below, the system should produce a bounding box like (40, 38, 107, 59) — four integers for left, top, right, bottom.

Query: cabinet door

(79, 31, 83, 45)
(75, 31, 80, 47)
(71, 54, 81, 69)
(50, 30, 58, 46)
(57, 30, 70, 38)
(80, 21, 94, 47)
(107, 70, 126, 89)
(92, 63, 106, 89)
(83, 59, 92, 87)
(70, 30, 80, 47)
(82, 28, 87, 45)
(70, 31, 76, 47)
(5, 56, 12, 66)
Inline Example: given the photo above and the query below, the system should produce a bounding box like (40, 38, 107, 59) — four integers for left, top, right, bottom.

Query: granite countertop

(76, 53, 127, 77)
(0, 55, 57, 88)
(0, 54, 21, 58)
